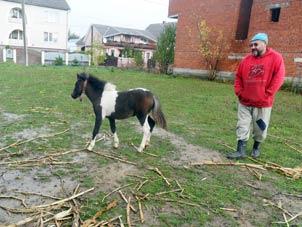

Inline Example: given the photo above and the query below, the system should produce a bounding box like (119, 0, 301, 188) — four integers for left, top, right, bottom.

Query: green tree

(154, 24, 176, 74)
(68, 30, 80, 40)
(85, 41, 106, 65)
(133, 50, 144, 68)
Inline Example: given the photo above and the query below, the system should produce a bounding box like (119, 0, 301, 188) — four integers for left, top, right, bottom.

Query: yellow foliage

(197, 20, 229, 80)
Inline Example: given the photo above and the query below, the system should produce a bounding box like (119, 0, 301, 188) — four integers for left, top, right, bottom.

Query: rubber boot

(251, 141, 261, 158)
(227, 140, 247, 159)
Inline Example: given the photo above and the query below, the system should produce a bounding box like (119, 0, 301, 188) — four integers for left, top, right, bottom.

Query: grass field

(0, 63, 301, 226)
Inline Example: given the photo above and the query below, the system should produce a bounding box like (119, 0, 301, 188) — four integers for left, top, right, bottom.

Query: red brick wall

(169, 0, 302, 76)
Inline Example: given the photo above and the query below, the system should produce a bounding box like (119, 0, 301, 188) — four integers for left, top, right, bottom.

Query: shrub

(134, 50, 144, 68)
(197, 20, 230, 80)
(54, 56, 64, 66)
(71, 58, 79, 66)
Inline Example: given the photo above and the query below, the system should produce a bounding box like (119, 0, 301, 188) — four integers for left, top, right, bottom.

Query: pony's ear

(77, 73, 80, 79)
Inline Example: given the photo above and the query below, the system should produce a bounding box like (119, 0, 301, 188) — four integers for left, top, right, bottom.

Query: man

(227, 33, 285, 159)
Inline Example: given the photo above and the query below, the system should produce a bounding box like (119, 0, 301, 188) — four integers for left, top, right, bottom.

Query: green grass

(0, 63, 301, 225)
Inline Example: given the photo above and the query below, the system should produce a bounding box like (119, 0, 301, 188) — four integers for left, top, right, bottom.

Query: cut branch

(149, 167, 171, 186)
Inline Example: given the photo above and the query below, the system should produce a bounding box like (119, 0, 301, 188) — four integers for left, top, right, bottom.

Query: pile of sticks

(4, 186, 94, 226)
(191, 160, 302, 179)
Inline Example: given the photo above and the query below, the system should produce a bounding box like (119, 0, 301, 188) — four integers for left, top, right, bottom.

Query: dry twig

(135, 196, 144, 224)
(193, 160, 302, 179)
(263, 199, 293, 218)
(82, 200, 118, 227)
(136, 179, 149, 191)
(155, 189, 182, 196)
(90, 150, 137, 166)
(126, 197, 132, 227)
(102, 183, 134, 202)
(149, 167, 171, 186)
(118, 190, 136, 212)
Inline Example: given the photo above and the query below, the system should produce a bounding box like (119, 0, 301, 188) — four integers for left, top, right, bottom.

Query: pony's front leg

(87, 107, 103, 151)
(109, 117, 119, 148)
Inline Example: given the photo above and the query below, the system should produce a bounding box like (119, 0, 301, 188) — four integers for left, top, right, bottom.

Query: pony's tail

(151, 96, 167, 130)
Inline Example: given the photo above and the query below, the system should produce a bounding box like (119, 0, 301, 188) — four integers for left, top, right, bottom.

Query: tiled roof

(92, 24, 157, 42)
(146, 22, 176, 40)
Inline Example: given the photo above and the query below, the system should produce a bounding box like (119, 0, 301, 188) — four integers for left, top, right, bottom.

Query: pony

(71, 72, 167, 152)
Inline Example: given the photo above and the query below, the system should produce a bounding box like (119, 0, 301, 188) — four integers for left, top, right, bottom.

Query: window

(44, 32, 58, 42)
(124, 35, 131, 42)
(271, 7, 281, 22)
(9, 30, 23, 40)
(10, 8, 22, 19)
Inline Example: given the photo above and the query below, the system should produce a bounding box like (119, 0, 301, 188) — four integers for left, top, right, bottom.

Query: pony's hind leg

(145, 116, 156, 147)
(137, 114, 150, 152)
(109, 117, 119, 148)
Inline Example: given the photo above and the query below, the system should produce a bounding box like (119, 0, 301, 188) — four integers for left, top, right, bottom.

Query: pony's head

(71, 73, 89, 100)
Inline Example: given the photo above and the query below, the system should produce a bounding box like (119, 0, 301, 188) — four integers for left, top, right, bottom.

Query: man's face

(249, 41, 266, 57)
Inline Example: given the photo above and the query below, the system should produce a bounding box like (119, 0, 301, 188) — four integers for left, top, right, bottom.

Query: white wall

(0, 0, 69, 50)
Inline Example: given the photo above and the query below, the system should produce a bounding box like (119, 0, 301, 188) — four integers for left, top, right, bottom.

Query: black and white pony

(71, 73, 167, 152)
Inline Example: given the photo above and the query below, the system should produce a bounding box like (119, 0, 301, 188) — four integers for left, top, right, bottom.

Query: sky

(67, 0, 175, 37)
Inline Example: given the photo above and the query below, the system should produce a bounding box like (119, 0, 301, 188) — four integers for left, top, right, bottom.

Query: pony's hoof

(87, 145, 94, 151)
(137, 147, 144, 153)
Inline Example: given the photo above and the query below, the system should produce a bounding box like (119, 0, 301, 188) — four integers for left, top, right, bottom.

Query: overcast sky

(67, 0, 175, 37)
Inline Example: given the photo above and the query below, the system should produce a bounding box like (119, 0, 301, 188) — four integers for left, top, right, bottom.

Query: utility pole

(21, 0, 28, 66)
(91, 25, 93, 65)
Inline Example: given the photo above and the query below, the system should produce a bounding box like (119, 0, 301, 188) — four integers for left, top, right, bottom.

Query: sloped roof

(76, 22, 177, 46)
(146, 22, 176, 40)
(92, 24, 157, 42)
(3, 0, 70, 10)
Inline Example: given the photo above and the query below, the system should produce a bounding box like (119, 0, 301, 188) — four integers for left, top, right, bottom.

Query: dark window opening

(235, 0, 254, 40)
(271, 7, 281, 22)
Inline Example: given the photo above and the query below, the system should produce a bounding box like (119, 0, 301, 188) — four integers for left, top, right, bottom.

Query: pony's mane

(82, 73, 108, 91)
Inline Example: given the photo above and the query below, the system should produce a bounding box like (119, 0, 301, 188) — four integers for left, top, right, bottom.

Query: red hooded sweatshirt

(234, 48, 285, 107)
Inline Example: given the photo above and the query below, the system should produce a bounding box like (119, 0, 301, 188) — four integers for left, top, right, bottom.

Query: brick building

(168, 0, 302, 78)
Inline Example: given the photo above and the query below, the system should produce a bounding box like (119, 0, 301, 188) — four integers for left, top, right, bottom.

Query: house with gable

(168, 0, 302, 79)
(0, 0, 70, 64)
(77, 22, 175, 67)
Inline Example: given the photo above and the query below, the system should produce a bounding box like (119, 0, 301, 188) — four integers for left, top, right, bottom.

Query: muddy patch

(11, 126, 51, 141)
(0, 166, 78, 224)
(153, 128, 223, 165)
(1, 112, 26, 124)
(271, 193, 302, 217)
(91, 162, 140, 192)
(132, 122, 223, 166)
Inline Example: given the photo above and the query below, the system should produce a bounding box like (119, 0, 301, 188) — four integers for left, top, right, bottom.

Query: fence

(43, 52, 90, 66)
(0, 48, 90, 66)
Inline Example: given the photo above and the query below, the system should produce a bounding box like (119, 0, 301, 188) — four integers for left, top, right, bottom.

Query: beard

(252, 49, 261, 57)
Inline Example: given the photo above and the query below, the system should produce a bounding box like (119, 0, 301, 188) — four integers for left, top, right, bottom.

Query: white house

(0, 0, 70, 64)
